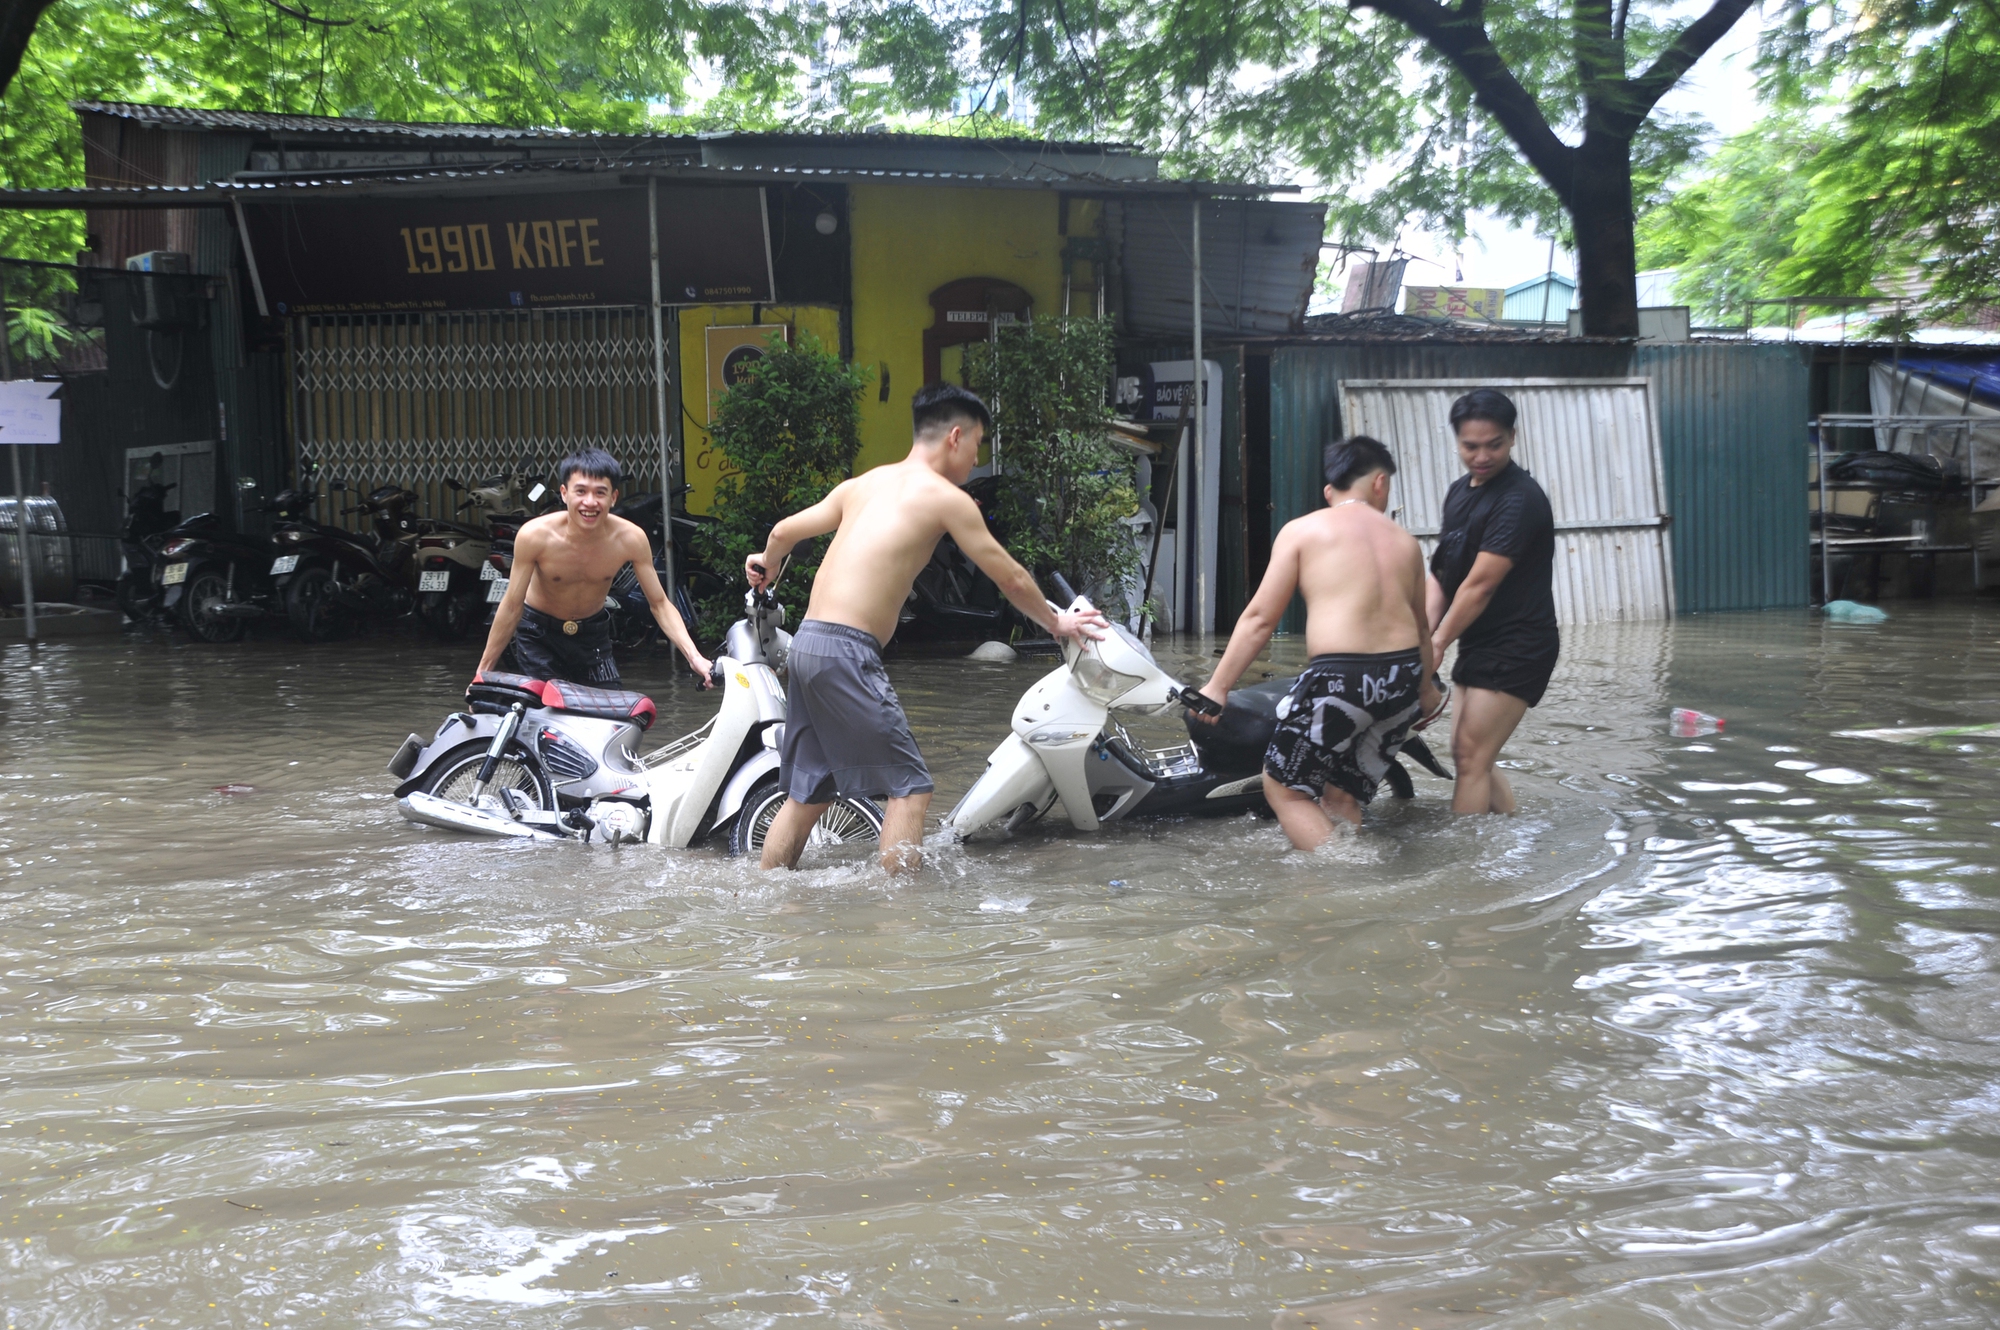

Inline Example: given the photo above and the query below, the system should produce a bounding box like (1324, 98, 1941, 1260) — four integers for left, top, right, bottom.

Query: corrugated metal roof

(0, 155, 1287, 210)
(1337, 377, 1675, 624)
(1119, 196, 1325, 339)
(73, 100, 662, 143)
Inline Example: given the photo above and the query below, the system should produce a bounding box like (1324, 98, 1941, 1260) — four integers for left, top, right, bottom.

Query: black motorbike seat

(538, 679, 658, 731)
(1185, 675, 1296, 770)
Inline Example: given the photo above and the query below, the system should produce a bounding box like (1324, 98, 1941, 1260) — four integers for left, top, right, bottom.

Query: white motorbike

(387, 590, 884, 853)
(945, 589, 1449, 838)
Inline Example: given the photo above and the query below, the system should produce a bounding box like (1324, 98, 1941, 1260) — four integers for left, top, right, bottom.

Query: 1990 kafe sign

(238, 186, 773, 314)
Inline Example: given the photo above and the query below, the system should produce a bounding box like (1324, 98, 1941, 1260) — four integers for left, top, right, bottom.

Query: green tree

(1773, 0, 2000, 322)
(834, 0, 1751, 336)
(1635, 113, 1829, 324)
(0, 0, 804, 264)
(694, 331, 867, 635)
(963, 315, 1139, 614)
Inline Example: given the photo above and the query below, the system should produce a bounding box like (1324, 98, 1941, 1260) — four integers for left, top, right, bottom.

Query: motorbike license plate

(419, 570, 451, 592)
(486, 577, 508, 603)
(161, 562, 189, 586)
(479, 562, 500, 581)
(270, 554, 299, 575)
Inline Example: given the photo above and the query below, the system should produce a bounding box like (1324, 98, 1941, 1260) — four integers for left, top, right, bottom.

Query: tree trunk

(0, 0, 56, 101)
(1570, 131, 1641, 339)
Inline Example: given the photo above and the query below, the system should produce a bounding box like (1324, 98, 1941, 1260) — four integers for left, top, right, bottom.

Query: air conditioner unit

(124, 251, 196, 329)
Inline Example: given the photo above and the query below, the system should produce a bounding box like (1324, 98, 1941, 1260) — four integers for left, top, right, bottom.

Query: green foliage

(0, 0, 808, 268)
(1775, 0, 2000, 321)
(962, 315, 1139, 616)
(1636, 114, 1830, 324)
(693, 332, 867, 636)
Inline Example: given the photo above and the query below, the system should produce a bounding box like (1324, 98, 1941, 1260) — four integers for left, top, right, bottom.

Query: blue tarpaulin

(1893, 356, 2000, 407)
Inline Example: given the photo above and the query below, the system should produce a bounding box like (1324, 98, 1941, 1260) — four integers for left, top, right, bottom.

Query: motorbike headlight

(1074, 652, 1144, 707)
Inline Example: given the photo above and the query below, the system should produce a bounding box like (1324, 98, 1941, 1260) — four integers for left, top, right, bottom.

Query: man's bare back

(1294, 501, 1426, 656)
(790, 460, 980, 645)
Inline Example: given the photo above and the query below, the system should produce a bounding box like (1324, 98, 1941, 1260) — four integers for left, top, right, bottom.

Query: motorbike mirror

(1050, 572, 1078, 603)
(444, 477, 463, 490)
(527, 482, 547, 503)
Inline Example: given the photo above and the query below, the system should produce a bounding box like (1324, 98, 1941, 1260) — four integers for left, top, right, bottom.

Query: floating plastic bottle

(1669, 708, 1724, 738)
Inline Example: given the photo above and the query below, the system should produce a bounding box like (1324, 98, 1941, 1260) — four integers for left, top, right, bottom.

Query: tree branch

(1356, 0, 1577, 203)
(1617, 0, 1757, 130)
(0, 0, 59, 99)
(261, 0, 355, 27)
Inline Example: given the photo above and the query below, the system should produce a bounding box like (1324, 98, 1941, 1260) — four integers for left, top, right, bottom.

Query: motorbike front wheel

(728, 775, 884, 859)
(422, 743, 555, 812)
(286, 566, 351, 642)
(179, 565, 246, 644)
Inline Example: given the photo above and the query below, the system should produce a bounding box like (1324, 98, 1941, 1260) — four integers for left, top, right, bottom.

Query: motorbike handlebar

(341, 503, 366, 515)
(1176, 686, 1225, 719)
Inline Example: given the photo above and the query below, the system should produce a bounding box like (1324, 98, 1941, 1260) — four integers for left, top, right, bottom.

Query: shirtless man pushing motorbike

(477, 449, 712, 688)
(746, 384, 1107, 876)
(1196, 435, 1442, 850)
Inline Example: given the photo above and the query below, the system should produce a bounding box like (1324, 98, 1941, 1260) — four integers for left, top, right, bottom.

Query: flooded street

(4, 602, 2000, 1329)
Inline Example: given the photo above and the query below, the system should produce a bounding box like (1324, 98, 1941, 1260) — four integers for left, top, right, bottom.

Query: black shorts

(505, 604, 619, 686)
(1263, 648, 1424, 805)
(1451, 632, 1559, 707)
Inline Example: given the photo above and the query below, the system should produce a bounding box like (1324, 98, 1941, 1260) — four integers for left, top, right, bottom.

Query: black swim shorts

(1451, 632, 1559, 708)
(505, 604, 619, 686)
(1264, 648, 1424, 805)
(780, 620, 934, 804)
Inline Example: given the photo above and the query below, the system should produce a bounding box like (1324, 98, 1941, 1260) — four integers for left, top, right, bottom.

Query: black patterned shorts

(1264, 648, 1424, 805)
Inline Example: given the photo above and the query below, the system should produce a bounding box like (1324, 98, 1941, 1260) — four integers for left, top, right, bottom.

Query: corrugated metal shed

(1120, 196, 1325, 339)
(1339, 378, 1674, 625)
(1636, 342, 1810, 613)
(1264, 338, 1810, 629)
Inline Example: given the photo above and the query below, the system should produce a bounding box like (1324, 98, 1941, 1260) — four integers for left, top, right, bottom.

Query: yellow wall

(849, 185, 1095, 472)
(678, 304, 842, 515)
(677, 186, 1100, 514)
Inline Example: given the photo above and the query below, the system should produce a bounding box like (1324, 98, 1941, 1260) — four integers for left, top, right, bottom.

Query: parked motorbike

(388, 586, 885, 855)
(271, 481, 423, 640)
(116, 477, 178, 622)
(944, 585, 1450, 838)
(897, 476, 1022, 643)
(414, 472, 530, 640)
(151, 511, 282, 644)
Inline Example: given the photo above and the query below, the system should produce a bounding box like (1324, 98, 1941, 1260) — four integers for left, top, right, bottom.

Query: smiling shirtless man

(745, 384, 1107, 876)
(476, 449, 711, 689)
(1196, 435, 1442, 850)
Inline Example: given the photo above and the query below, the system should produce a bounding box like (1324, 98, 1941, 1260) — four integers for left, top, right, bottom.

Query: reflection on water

(3, 602, 1999, 1328)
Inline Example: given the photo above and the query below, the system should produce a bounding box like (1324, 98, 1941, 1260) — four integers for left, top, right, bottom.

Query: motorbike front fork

(471, 702, 526, 805)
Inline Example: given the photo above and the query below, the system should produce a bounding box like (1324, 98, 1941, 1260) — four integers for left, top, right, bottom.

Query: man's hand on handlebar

(1187, 680, 1229, 726)
(1053, 606, 1109, 643)
(744, 554, 773, 590)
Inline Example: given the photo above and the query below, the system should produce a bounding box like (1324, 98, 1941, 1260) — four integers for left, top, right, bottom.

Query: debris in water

(1824, 599, 1889, 623)
(967, 640, 1018, 663)
(213, 784, 256, 796)
(1834, 722, 2000, 743)
(1669, 708, 1724, 738)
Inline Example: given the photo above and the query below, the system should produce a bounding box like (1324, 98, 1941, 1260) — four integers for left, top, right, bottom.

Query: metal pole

(1816, 414, 1830, 606)
(647, 177, 678, 598)
(0, 268, 32, 644)
(1191, 193, 1205, 636)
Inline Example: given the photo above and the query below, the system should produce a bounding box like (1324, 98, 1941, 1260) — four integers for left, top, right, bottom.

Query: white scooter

(387, 589, 884, 854)
(944, 587, 1449, 838)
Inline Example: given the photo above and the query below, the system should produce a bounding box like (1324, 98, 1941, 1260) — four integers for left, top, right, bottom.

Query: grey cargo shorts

(779, 619, 934, 804)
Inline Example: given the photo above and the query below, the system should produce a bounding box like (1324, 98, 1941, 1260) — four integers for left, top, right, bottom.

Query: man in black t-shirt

(1427, 388, 1560, 814)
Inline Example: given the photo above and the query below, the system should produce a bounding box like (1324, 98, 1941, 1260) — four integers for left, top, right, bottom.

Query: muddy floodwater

(4, 603, 2000, 1329)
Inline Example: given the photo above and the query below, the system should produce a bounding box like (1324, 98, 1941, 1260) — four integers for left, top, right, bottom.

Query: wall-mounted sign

(0, 380, 61, 443)
(238, 186, 774, 315)
(706, 324, 789, 422)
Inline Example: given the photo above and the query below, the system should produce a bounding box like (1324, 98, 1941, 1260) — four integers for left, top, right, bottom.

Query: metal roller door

(1338, 377, 1674, 624)
(289, 307, 662, 519)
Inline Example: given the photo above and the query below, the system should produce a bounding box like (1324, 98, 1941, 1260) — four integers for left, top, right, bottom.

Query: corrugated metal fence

(1338, 378, 1674, 625)
(1267, 340, 1809, 625)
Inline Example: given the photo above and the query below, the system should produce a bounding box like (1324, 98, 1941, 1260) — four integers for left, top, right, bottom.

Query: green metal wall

(1265, 339, 1811, 625)
(1634, 342, 1810, 613)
